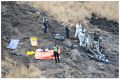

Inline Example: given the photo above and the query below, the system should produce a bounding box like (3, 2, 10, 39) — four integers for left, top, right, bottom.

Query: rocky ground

(1, 2, 119, 78)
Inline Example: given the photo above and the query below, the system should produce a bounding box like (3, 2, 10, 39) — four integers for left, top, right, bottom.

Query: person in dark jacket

(53, 45, 60, 63)
(43, 16, 48, 33)
(65, 24, 71, 39)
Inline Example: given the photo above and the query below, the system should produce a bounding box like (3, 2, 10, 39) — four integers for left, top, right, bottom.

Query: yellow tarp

(26, 51, 35, 56)
(30, 37, 38, 46)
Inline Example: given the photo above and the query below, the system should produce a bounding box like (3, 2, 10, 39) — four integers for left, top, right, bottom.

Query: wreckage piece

(35, 48, 61, 60)
(53, 34, 65, 41)
(7, 39, 19, 49)
(87, 47, 109, 63)
(71, 44, 79, 49)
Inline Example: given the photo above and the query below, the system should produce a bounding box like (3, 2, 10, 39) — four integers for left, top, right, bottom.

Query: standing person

(43, 16, 48, 33)
(74, 21, 86, 46)
(74, 21, 82, 38)
(65, 24, 71, 39)
(81, 26, 86, 46)
(84, 31, 89, 47)
(53, 45, 60, 63)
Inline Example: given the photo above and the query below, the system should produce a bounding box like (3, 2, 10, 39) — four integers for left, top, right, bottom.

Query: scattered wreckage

(87, 48, 109, 63)
(84, 32, 109, 63)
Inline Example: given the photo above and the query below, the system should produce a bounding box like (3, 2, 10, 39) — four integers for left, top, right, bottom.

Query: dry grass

(2, 54, 42, 78)
(25, 1, 118, 26)
(5, 64, 41, 78)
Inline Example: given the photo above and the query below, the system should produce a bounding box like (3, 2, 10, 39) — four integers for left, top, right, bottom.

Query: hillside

(1, 1, 119, 78)
(27, 1, 119, 24)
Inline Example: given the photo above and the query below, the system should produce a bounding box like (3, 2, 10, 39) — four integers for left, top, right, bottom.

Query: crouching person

(93, 32, 103, 54)
(53, 45, 60, 63)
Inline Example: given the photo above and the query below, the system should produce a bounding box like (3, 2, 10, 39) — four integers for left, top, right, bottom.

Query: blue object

(7, 39, 19, 49)
(53, 34, 65, 41)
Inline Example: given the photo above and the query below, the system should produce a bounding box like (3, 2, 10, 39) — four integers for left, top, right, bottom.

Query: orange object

(35, 48, 61, 60)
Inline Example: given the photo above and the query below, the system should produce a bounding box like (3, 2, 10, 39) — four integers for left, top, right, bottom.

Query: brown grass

(2, 54, 42, 78)
(5, 64, 41, 78)
(25, 1, 118, 26)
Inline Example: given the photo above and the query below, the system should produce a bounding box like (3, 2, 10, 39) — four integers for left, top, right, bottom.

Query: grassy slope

(1, 1, 119, 78)
(27, 1, 118, 25)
